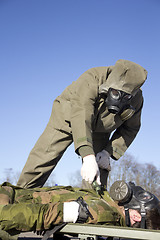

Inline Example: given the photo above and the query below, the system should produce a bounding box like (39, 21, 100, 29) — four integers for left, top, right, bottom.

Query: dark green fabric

(78, 145, 94, 158)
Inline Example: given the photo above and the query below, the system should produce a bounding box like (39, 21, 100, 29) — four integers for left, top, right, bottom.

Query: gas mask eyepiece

(105, 88, 132, 114)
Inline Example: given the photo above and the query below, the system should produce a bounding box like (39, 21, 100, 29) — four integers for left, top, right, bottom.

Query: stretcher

(58, 223, 160, 240)
(17, 223, 160, 240)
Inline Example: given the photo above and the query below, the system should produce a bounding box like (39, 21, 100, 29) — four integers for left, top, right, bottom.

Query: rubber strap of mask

(124, 207, 131, 227)
(140, 214, 146, 229)
(140, 205, 146, 229)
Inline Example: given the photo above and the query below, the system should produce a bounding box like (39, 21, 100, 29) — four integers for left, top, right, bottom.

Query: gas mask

(105, 88, 133, 114)
(110, 180, 160, 228)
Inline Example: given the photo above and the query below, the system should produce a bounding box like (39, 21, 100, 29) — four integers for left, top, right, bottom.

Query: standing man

(17, 59, 147, 188)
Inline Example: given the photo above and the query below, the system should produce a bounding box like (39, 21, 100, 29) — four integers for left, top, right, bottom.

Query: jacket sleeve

(105, 92, 144, 160)
(70, 68, 100, 155)
(0, 202, 63, 232)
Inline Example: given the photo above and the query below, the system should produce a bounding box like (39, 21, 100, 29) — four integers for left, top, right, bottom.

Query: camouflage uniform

(0, 182, 125, 234)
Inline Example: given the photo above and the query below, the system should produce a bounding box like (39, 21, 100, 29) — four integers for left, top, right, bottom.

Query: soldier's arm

(0, 199, 125, 233)
(70, 68, 103, 156)
(105, 92, 143, 160)
(0, 202, 63, 232)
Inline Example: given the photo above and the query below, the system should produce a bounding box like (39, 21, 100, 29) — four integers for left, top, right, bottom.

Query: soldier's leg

(17, 125, 73, 188)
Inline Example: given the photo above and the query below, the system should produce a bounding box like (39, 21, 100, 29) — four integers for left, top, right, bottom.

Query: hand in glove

(81, 154, 101, 184)
(96, 150, 111, 171)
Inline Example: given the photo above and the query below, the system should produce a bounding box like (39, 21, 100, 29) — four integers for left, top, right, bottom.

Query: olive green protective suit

(17, 60, 147, 188)
(0, 182, 125, 237)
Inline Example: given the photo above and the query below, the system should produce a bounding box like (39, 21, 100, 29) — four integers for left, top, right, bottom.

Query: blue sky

(0, 0, 160, 185)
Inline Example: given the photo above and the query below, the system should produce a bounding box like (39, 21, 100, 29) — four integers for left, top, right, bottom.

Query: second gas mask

(110, 180, 160, 228)
(105, 88, 133, 114)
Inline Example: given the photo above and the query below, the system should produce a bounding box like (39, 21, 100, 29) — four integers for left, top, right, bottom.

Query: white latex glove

(96, 150, 111, 171)
(81, 154, 101, 184)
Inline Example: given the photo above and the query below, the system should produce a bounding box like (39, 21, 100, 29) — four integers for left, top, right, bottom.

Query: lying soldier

(0, 182, 125, 235)
(0, 180, 159, 238)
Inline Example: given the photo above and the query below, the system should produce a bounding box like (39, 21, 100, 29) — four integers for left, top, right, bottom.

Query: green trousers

(17, 123, 73, 188)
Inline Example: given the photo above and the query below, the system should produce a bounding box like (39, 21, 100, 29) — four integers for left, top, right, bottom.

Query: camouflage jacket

(0, 182, 125, 233)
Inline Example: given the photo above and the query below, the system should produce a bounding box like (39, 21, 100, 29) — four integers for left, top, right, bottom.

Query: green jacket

(0, 182, 125, 233)
(52, 60, 147, 159)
